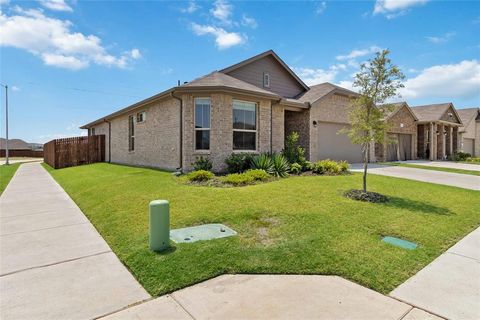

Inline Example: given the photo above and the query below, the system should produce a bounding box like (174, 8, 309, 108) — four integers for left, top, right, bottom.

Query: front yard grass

(44, 163, 479, 296)
(382, 162, 480, 176)
(0, 163, 20, 194)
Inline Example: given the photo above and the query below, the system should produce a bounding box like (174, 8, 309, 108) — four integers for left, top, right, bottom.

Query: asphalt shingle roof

(295, 83, 358, 104)
(457, 107, 479, 126)
(411, 103, 453, 122)
(0, 138, 31, 150)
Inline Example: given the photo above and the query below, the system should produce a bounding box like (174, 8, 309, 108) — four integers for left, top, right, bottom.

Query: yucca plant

(251, 153, 274, 174)
(271, 154, 290, 178)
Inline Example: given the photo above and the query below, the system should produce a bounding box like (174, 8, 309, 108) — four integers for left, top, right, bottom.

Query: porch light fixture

(313, 120, 318, 127)
(400, 123, 404, 128)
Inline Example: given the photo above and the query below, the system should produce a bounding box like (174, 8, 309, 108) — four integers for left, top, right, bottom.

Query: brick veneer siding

(284, 110, 310, 159)
(92, 97, 181, 170)
(182, 93, 279, 172)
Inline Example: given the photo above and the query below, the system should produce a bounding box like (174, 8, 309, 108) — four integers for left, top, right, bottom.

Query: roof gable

(383, 102, 418, 121)
(457, 108, 479, 127)
(411, 103, 462, 124)
(220, 50, 308, 98)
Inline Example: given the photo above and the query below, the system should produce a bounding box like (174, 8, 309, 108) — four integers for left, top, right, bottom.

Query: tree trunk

(363, 143, 369, 192)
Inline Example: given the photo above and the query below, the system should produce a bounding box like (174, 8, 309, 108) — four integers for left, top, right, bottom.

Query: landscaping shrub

(466, 157, 480, 163)
(290, 163, 302, 175)
(450, 151, 471, 161)
(302, 161, 314, 172)
(221, 173, 254, 186)
(245, 169, 270, 181)
(224, 153, 253, 173)
(192, 156, 213, 171)
(313, 159, 349, 175)
(251, 153, 274, 173)
(344, 189, 389, 203)
(271, 154, 290, 178)
(282, 131, 306, 165)
(187, 170, 214, 182)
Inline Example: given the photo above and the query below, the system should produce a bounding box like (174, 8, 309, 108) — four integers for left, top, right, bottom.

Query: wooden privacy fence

(43, 135, 105, 169)
(0, 150, 43, 158)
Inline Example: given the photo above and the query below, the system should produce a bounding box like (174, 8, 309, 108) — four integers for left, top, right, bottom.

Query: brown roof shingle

(295, 82, 358, 104)
(457, 107, 479, 126)
(0, 138, 30, 150)
(411, 103, 453, 122)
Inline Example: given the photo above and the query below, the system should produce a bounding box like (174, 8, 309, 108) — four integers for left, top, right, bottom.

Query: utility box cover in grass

(170, 224, 236, 243)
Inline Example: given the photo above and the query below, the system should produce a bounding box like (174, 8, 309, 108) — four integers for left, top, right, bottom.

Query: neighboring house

(457, 107, 480, 156)
(375, 102, 418, 162)
(0, 138, 31, 151)
(0, 138, 43, 157)
(412, 103, 463, 160)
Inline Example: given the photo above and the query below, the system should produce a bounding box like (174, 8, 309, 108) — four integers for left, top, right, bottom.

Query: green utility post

(149, 200, 170, 252)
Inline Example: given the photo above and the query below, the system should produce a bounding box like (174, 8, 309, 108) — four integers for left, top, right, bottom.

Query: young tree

(343, 50, 405, 193)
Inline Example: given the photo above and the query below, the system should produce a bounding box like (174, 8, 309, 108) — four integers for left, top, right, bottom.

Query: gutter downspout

(171, 91, 183, 171)
(103, 119, 111, 163)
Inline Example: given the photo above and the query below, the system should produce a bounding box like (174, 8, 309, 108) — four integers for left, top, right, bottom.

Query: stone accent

(284, 110, 310, 159)
(92, 97, 181, 170)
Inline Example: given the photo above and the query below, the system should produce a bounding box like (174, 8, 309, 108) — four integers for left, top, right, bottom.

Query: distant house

(80, 50, 465, 171)
(1, 138, 44, 157)
(457, 107, 480, 157)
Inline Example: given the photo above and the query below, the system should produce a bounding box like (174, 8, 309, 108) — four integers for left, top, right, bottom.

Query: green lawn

(44, 163, 480, 296)
(381, 162, 480, 176)
(0, 163, 21, 194)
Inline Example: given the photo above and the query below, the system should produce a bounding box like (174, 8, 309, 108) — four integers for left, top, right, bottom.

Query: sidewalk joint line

(0, 250, 112, 277)
(446, 251, 479, 263)
(170, 294, 197, 320)
(0, 221, 89, 237)
(92, 297, 155, 320)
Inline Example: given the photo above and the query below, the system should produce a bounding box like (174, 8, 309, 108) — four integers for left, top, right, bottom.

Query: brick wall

(284, 110, 310, 159)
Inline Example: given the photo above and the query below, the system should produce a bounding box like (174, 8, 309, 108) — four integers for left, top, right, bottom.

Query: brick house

(81, 50, 464, 171)
(457, 107, 480, 156)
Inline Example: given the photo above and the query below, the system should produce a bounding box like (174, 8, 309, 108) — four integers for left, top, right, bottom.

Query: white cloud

(401, 60, 480, 100)
(315, 1, 327, 15)
(241, 14, 257, 28)
(180, 1, 199, 14)
(336, 46, 382, 61)
(0, 0, 10, 5)
(130, 48, 141, 59)
(374, 0, 428, 18)
(426, 32, 455, 44)
(38, 0, 73, 12)
(210, 0, 233, 25)
(191, 23, 244, 49)
(0, 7, 140, 70)
(11, 85, 20, 91)
(336, 80, 356, 92)
(294, 66, 340, 86)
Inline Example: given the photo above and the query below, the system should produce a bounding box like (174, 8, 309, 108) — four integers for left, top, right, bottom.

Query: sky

(1, 0, 479, 143)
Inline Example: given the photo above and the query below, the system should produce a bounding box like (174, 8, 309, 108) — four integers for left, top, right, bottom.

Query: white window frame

(136, 111, 146, 123)
(263, 72, 270, 88)
(232, 99, 257, 152)
(194, 97, 211, 151)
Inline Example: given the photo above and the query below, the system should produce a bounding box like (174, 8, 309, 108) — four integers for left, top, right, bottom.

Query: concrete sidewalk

(399, 160, 480, 172)
(391, 227, 480, 320)
(102, 275, 441, 320)
(0, 163, 149, 320)
(350, 163, 480, 190)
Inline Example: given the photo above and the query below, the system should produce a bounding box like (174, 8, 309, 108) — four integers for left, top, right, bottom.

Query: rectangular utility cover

(382, 236, 417, 250)
(170, 224, 236, 243)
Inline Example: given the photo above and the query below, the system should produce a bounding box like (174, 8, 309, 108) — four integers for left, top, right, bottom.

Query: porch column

(449, 126, 453, 157)
(429, 122, 435, 160)
(437, 124, 444, 160)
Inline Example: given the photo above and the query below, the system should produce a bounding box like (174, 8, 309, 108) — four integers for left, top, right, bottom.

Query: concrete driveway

(350, 163, 480, 190)
(391, 228, 480, 320)
(399, 160, 480, 172)
(0, 163, 149, 320)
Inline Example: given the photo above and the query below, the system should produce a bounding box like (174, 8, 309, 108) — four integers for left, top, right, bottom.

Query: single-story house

(80, 50, 466, 171)
(411, 103, 463, 160)
(457, 107, 480, 156)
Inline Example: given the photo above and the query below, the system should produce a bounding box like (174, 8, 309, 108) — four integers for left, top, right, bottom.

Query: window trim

(136, 111, 146, 123)
(128, 115, 135, 152)
(232, 99, 258, 152)
(194, 97, 211, 151)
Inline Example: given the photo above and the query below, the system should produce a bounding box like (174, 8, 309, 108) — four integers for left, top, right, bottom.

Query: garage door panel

(463, 138, 474, 155)
(315, 122, 363, 163)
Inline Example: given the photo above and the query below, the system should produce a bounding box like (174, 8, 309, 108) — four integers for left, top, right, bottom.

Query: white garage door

(463, 138, 474, 155)
(314, 122, 364, 163)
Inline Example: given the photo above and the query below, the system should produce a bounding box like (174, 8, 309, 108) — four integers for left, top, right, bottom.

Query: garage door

(315, 122, 363, 163)
(463, 138, 474, 155)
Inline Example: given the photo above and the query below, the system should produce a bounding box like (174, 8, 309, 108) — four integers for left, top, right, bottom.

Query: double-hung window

(195, 98, 211, 150)
(233, 100, 256, 151)
(128, 115, 135, 151)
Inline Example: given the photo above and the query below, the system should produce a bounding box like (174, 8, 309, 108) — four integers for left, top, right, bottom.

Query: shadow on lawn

(382, 196, 453, 215)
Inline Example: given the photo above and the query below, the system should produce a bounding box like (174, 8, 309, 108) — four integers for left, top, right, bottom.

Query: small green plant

(187, 170, 214, 182)
(245, 169, 270, 181)
(251, 153, 274, 173)
(466, 157, 480, 163)
(225, 153, 253, 173)
(338, 160, 350, 173)
(303, 161, 314, 171)
(221, 173, 254, 186)
(290, 163, 302, 175)
(282, 131, 306, 165)
(450, 151, 471, 161)
(192, 156, 213, 171)
(313, 159, 347, 175)
(271, 154, 290, 178)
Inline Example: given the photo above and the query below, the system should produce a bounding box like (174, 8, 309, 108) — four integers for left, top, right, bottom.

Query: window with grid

(233, 100, 256, 151)
(195, 98, 211, 150)
(128, 115, 135, 151)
